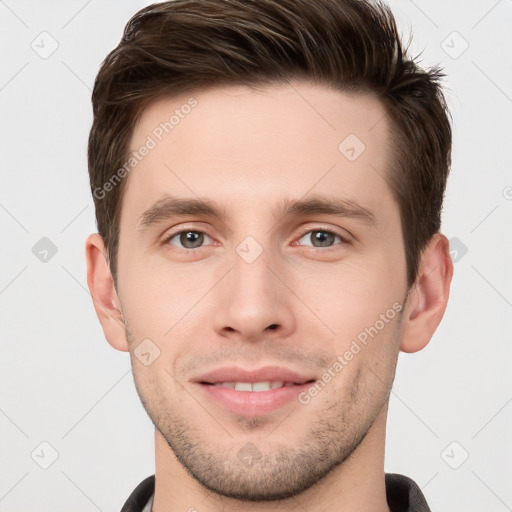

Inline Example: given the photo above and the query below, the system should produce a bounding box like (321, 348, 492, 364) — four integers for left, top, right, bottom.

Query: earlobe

(85, 233, 129, 352)
(400, 233, 454, 353)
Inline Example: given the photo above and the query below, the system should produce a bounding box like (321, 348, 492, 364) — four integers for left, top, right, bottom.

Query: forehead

(123, 81, 395, 223)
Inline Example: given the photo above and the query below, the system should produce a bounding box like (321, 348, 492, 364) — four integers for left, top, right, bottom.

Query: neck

(152, 404, 390, 512)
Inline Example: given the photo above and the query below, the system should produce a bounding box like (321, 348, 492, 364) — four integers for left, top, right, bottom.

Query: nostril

(267, 324, 279, 330)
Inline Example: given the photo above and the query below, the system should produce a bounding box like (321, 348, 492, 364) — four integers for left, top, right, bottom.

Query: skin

(86, 81, 453, 512)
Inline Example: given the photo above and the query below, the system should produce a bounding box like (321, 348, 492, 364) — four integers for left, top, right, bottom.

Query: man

(85, 0, 453, 510)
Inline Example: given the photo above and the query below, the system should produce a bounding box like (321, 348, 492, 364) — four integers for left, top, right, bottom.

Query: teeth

(213, 381, 295, 391)
(217, 382, 236, 389)
(235, 382, 253, 392)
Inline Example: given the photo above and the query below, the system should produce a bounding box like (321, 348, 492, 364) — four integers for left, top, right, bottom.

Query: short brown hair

(88, 0, 452, 287)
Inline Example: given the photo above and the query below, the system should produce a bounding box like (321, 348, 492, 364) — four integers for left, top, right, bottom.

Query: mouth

(191, 365, 317, 387)
(191, 366, 317, 416)
(199, 380, 315, 391)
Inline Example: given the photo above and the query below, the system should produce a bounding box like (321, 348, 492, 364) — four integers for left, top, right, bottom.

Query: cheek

(291, 262, 404, 395)
(118, 256, 218, 342)
(317, 311, 401, 409)
(289, 254, 404, 336)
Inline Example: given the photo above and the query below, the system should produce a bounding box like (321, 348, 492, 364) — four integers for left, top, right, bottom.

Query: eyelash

(163, 226, 350, 252)
(294, 227, 350, 249)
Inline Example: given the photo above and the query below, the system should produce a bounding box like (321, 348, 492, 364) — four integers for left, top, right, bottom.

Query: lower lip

(195, 382, 315, 416)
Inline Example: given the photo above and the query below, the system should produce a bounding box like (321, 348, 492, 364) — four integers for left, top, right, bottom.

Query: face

(115, 82, 409, 500)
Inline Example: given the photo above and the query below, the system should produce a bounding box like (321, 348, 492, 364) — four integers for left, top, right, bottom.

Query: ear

(400, 233, 454, 353)
(85, 233, 129, 352)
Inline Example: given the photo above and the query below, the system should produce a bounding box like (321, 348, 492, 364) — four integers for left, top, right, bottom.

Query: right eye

(165, 230, 215, 250)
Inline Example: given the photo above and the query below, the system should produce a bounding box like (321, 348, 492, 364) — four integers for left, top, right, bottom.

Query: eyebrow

(137, 194, 377, 229)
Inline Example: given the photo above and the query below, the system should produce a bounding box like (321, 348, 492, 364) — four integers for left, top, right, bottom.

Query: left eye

(166, 230, 213, 249)
(297, 230, 345, 248)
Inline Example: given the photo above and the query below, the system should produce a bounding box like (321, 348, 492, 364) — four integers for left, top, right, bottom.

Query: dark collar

(121, 472, 431, 512)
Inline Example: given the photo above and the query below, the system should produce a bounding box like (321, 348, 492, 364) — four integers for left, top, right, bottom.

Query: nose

(213, 248, 296, 343)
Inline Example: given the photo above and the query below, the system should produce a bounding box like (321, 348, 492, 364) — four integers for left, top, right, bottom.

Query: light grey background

(0, 0, 511, 510)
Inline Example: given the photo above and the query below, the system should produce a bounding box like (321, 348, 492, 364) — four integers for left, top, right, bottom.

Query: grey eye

(168, 231, 211, 249)
(298, 230, 342, 248)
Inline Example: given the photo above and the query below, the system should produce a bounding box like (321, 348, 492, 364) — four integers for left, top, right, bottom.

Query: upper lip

(191, 366, 317, 385)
